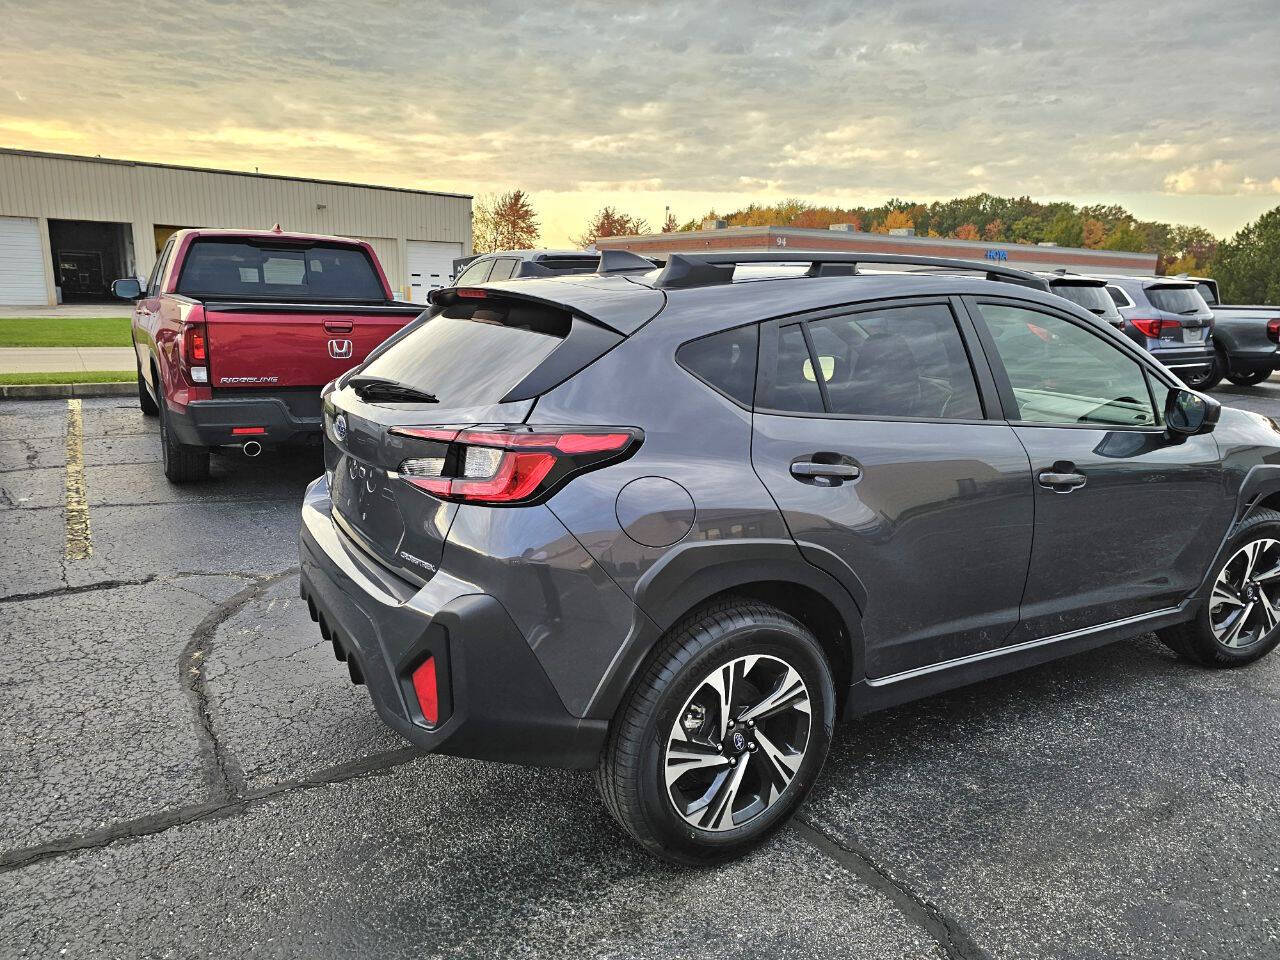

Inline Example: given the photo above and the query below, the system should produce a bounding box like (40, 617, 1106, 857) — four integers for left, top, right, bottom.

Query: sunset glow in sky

(2, 0, 1277, 245)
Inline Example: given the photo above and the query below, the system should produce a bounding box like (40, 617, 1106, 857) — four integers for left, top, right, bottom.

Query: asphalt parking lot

(3, 388, 1280, 960)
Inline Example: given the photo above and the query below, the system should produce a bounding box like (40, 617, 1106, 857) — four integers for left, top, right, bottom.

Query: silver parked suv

(300, 252, 1280, 864)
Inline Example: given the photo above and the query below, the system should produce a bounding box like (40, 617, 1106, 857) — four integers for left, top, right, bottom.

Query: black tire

(158, 395, 209, 483)
(136, 357, 159, 416)
(1226, 369, 1270, 387)
(595, 598, 835, 865)
(1184, 358, 1223, 392)
(1158, 508, 1280, 666)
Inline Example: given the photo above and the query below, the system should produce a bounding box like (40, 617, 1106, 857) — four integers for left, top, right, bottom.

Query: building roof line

(0, 146, 473, 201)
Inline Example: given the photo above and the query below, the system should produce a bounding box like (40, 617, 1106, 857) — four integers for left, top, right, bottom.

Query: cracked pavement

(1, 391, 1280, 958)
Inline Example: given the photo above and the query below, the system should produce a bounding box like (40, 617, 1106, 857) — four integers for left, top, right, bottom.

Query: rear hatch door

(324, 291, 618, 581)
(1146, 283, 1213, 344)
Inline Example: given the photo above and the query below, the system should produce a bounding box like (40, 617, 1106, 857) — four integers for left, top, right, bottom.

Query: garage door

(406, 240, 463, 304)
(0, 216, 48, 306)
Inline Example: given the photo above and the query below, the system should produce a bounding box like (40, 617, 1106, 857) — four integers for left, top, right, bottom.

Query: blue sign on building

(985, 249, 1009, 261)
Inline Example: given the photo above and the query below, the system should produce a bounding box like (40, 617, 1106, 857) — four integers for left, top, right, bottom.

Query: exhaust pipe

(242, 440, 263, 458)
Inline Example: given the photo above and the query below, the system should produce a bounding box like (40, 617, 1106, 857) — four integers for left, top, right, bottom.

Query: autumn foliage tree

(574, 206, 651, 247)
(661, 210, 679, 233)
(472, 190, 540, 253)
(954, 223, 980, 241)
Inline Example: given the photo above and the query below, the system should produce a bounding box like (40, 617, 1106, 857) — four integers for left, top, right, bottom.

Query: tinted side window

(1106, 285, 1132, 308)
(979, 303, 1157, 427)
(677, 325, 759, 406)
(147, 238, 175, 297)
(807, 303, 982, 419)
(455, 259, 491, 285)
(759, 323, 824, 413)
(487, 258, 519, 281)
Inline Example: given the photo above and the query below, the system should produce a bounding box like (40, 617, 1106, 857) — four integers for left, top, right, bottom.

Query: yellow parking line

(64, 398, 92, 560)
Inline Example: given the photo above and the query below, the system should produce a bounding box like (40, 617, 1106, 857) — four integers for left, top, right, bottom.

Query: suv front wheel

(1158, 508, 1280, 666)
(596, 599, 835, 865)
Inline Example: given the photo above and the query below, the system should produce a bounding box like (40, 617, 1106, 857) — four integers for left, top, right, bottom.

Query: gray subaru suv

(301, 251, 1280, 864)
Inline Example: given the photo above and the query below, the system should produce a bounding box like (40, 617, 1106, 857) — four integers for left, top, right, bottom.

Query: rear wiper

(349, 375, 439, 403)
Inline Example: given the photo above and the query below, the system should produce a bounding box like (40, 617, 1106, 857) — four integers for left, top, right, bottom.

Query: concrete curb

(0, 382, 135, 400)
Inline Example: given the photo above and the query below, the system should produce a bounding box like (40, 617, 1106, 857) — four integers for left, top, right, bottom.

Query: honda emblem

(328, 338, 353, 360)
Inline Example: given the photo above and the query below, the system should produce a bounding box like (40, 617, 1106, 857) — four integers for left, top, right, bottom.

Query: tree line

(472, 190, 1280, 304)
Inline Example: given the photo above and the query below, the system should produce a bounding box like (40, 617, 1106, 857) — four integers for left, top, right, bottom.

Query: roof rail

(650, 251, 1050, 291)
(596, 249, 657, 274)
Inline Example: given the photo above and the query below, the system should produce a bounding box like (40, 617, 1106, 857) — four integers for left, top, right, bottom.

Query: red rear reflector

(231, 427, 266, 435)
(455, 288, 488, 299)
(1268, 319, 1280, 344)
(412, 656, 438, 726)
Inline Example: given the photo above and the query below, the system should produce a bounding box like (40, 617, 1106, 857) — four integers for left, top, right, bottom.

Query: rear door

(966, 297, 1228, 639)
(323, 294, 584, 581)
(749, 297, 1034, 678)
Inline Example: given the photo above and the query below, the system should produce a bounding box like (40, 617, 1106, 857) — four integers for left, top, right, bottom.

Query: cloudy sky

(2, 0, 1277, 244)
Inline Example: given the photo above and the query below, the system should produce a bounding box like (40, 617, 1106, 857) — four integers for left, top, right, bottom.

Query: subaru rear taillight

(1130, 317, 1180, 339)
(1268, 319, 1280, 344)
(391, 425, 641, 505)
(181, 320, 209, 383)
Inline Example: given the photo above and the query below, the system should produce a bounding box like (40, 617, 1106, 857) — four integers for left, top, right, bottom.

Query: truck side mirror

(1166, 388, 1220, 437)
(112, 278, 143, 301)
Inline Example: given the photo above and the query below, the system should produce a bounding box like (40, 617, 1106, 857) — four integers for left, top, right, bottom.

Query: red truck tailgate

(204, 306, 418, 389)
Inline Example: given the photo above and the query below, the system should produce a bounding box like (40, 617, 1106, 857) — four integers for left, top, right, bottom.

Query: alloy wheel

(1209, 538, 1280, 648)
(664, 654, 811, 832)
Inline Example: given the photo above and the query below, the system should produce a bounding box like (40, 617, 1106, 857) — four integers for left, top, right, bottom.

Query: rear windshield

(355, 299, 569, 406)
(1147, 285, 1208, 315)
(1051, 282, 1117, 316)
(176, 240, 386, 301)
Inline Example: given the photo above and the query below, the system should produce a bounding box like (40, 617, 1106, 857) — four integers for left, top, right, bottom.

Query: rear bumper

(297, 475, 607, 769)
(166, 394, 321, 447)
(1224, 346, 1280, 374)
(1150, 344, 1215, 376)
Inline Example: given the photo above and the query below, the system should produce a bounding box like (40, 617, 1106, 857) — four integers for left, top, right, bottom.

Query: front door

(750, 299, 1034, 678)
(968, 298, 1230, 641)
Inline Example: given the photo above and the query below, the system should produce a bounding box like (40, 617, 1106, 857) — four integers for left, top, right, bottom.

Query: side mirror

(1166, 388, 1220, 437)
(112, 278, 143, 301)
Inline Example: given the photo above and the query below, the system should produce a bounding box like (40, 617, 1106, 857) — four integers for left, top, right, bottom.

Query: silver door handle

(791, 461, 861, 480)
(1038, 470, 1086, 491)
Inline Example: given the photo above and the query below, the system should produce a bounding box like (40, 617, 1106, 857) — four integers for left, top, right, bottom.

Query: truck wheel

(136, 357, 158, 416)
(595, 598, 834, 865)
(1226, 369, 1270, 387)
(158, 399, 209, 483)
(1158, 509, 1280, 667)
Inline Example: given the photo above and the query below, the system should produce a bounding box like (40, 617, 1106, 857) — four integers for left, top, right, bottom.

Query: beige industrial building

(0, 147, 472, 306)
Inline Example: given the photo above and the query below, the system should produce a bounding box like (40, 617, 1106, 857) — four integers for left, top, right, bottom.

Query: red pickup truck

(114, 228, 423, 482)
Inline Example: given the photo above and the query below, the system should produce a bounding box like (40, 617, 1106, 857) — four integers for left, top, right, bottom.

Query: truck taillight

(1130, 317, 1180, 339)
(390, 426, 641, 505)
(1268, 319, 1280, 344)
(181, 320, 209, 382)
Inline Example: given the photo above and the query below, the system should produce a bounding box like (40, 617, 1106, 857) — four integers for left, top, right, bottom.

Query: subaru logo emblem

(333, 413, 348, 442)
(731, 730, 747, 752)
(328, 338, 353, 359)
